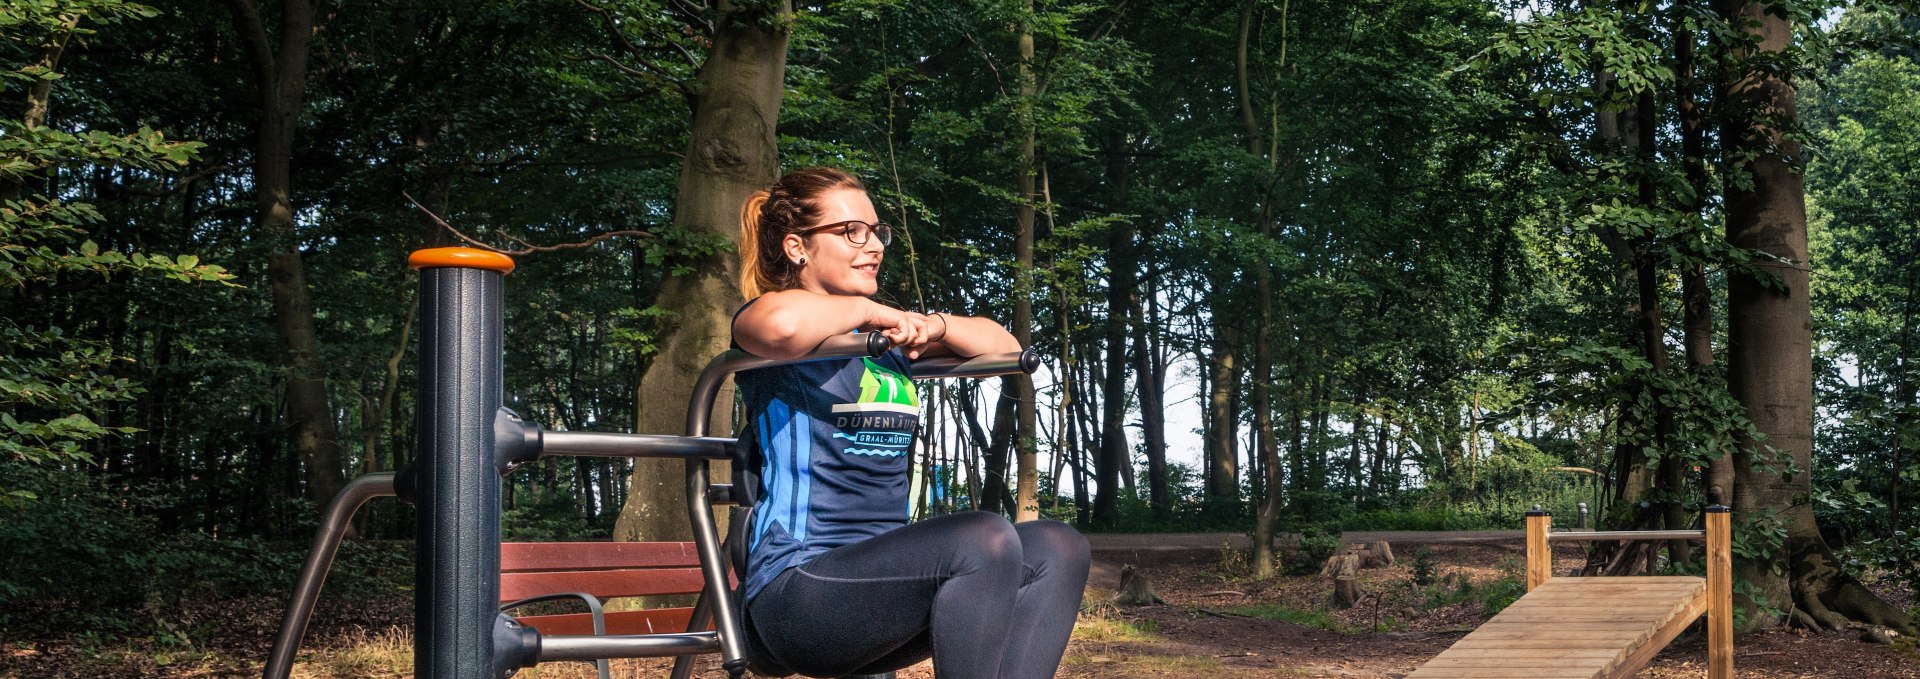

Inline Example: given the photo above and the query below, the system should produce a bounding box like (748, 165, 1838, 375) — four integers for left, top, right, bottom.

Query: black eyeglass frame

(800, 220, 894, 247)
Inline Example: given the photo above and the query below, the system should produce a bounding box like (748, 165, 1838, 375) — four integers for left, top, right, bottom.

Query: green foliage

(1, 0, 229, 489)
(1856, 529, 1920, 602)
(1477, 558, 1527, 617)
(1285, 531, 1343, 577)
(0, 466, 409, 638)
(1410, 548, 1439, 587)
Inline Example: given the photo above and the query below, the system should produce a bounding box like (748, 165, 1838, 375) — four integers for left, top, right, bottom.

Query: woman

(730, 167, 1090, 679)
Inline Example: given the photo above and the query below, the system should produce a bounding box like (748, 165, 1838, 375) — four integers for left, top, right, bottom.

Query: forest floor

(2, 534, 1915, 678)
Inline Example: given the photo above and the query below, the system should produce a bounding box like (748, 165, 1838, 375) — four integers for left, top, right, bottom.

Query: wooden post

(1525, 507, 1552, 591)
(1706, 505, 1733, 679)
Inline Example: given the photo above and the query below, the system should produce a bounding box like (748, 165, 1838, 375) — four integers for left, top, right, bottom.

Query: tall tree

(1717, 0, 1915, 635)
(615, 0, 792, 544)
(225, 0, 343, 505)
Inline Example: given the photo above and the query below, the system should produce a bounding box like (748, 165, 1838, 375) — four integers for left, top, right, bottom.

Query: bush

(0, 466, 411, 639)
(1285, 531, 1343, 576)
(1410, 548, 1438, 587)
(1340, 508, 1514, 531)
(1858, 528, 1920, 601)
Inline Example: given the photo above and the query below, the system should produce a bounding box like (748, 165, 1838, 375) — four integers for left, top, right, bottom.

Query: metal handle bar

(1547, 529, 1707, 543)
(540, 632, 722, 661)
(910, 347, 1041, 380)
(263, 473, 399, 679)
(687, 332, 890, 438)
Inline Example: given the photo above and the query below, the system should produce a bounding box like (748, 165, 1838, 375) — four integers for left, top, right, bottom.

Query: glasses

(802, 220, 893, 247)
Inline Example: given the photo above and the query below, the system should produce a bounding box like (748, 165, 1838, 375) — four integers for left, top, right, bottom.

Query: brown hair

(739, 167, 868, 298)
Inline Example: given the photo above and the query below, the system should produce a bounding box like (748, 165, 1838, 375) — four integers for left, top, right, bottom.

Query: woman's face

(787, 188, 884, 297)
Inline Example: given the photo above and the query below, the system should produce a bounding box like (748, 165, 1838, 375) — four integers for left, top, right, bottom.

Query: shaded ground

(2, 535, 1914, 677)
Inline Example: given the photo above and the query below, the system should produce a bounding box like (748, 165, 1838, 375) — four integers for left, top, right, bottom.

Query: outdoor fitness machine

(262, 247, 1039, 679)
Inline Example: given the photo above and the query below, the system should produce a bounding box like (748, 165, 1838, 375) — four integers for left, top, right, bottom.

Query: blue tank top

(733, 304, 921, 602)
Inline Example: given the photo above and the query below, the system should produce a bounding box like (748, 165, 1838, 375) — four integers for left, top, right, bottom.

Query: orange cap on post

(409, 247, 515, 274)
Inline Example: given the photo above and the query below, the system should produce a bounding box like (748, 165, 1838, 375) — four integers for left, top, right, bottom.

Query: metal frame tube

(262, 473, 397, 679)
(540, 431, 737, 459)
(1545, 530, 1706, 542)
(539, 633, 721, 661)
(415, 260, 508, 678)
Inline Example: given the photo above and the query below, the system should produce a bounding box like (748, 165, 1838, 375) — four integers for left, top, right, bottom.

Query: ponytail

(739, 191, 772, 299)
(736, 167, 868, 300)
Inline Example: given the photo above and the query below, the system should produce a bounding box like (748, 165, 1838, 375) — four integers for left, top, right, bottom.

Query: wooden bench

(1406, 507, 1732, 679)
(500, 541, 714, 636)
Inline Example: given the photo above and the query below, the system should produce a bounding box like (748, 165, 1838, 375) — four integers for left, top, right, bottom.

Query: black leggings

(743, 512, 1090, 679)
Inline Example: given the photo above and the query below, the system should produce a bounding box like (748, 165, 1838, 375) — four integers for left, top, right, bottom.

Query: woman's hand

(862, 302, 945, 359)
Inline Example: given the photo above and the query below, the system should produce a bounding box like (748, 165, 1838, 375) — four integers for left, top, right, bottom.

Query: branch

(402, 191, 655, 256)
(575, 0, 697, 102)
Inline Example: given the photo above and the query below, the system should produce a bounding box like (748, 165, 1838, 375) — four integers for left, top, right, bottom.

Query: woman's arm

(908, 312, 1021, 359)
(733, 289, 932, 360)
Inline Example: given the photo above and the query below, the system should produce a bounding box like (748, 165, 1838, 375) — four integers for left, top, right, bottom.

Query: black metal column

(412, 250, 510, 678)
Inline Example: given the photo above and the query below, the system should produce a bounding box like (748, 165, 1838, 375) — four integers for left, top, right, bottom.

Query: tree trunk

(1206, 321, 1239, 503)
(1716, 0, 1914, 635)
(1135, 276, 1169, 516)
(614, 0, 791, 547)
(1241, 0, 1285, 578)
(1675, 12, 1729, 508)
(1007, 0, 1041, 523)
(226, 0, 344, 507)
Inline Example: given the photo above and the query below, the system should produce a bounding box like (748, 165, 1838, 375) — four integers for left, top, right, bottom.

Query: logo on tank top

(831, 358, 919, 456)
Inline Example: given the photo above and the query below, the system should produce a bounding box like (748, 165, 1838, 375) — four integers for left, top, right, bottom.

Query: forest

(4, 0, 1920, 665)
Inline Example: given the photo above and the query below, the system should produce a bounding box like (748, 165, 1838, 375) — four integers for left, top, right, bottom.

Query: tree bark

(1240, 0, 1285, 578)
(226, 0, 344, 507)
(614, 0, 790, 547)
(1206, 321, 1239, 503)
(1716, 0, 1914, 635)
(1008, 0, 1041, 523)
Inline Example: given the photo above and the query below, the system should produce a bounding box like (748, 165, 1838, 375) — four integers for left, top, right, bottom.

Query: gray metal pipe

(686, 332, 888, 438)
(262, 473, 397, 679)
(540, 430, 737, 460)
(909, 347, 1040, 380)
(1547, 529, 1707, 542)
(414, 259, 508, 678)
(538, 632, 721, 661)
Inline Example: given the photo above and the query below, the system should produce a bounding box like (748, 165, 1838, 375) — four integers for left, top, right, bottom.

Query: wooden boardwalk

(1406, 576, 1707, 679)
(1406, 508, 1731, 679)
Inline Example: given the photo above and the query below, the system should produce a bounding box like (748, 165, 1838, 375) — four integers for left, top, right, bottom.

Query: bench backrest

(500, 541, 709, 636)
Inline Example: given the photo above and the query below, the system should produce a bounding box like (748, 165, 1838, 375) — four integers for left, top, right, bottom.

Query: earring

(796, 256, 807, 265)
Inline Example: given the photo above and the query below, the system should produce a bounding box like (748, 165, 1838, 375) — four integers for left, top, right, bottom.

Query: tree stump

(1360, 540, 1395, 568)
(1333, 575, 1366, 609)
(1326, 553, 1366, 609)
(1113, 564, 1166, 606)
(1321, 552, 1360, 577)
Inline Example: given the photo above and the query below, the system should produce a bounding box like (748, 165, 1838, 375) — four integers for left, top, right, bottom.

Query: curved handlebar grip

(866, 332, 892, 357)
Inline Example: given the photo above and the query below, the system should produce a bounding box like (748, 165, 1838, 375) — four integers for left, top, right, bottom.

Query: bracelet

(929, 312, 950, 341)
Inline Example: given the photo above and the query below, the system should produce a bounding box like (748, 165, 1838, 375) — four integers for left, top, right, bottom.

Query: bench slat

(514, 608, 704, 636)
(501, 568, 708, 601)
(501, 541, 702, 572)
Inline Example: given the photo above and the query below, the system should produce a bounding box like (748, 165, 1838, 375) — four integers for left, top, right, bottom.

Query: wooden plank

(1408, 573, 1712, 679)
(1599, 589, 1707, 679)
(500, 541, 701, 572)
(500, 567, 707, 601)
(1424, 648, 1624, 659)
(1410, 666, 1613, 678)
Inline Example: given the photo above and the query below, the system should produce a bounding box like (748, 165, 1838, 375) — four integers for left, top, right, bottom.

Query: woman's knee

(1015, 519, 1091, 573)
(938, 511, 1023, 570)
